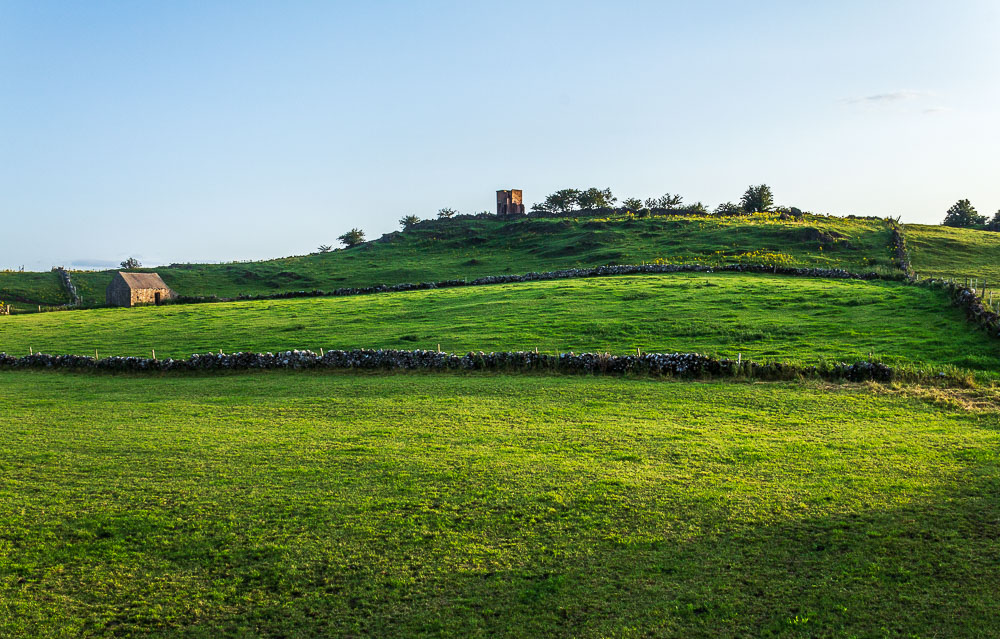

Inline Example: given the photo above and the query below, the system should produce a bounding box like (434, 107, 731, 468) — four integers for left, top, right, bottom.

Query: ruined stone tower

(496, 190, 525, 218)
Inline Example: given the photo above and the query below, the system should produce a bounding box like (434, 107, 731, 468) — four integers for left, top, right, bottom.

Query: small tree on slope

(942, 199, 985, 228)
(338, 228, 366, 248)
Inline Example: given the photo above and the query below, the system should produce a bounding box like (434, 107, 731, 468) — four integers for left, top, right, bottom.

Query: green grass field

(2, 273, 997, 376)
(0, 271, 67, 306)
(3, 214, 999, 637)
(1, 372, 997, 638)
(907, 224, 1000, 284)
(2, 213, 895, 306)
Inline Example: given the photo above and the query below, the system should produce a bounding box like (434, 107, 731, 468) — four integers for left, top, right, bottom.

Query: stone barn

(106, 272, 176, 307)
(497, 189, 525, 218)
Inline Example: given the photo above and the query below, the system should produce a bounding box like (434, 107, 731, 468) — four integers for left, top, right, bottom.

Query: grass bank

(1, 372, 997, 637)
(907, 223, 1000, 284)
(2, 273, 997, 375)
(0, 271, 67, 306)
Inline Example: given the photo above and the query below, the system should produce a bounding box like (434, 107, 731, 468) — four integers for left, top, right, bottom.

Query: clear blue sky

(2, 1, 998, 270)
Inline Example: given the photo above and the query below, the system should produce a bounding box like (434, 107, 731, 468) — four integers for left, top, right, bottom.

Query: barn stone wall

(131, 287, 174, 306)
(106, 277, 176, 307)
(106, 278, 132, 307)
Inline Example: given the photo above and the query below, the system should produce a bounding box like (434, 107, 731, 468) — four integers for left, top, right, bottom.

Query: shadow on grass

(30, 472, 987, 638)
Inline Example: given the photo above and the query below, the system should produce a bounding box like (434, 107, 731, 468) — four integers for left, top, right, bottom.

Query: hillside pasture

(1, 273, 997, 375)
(1, 372, 997, 637)
(907, 223, 1000, 284)
(0, 271, 67, 306)
(30, 213, 894, 304)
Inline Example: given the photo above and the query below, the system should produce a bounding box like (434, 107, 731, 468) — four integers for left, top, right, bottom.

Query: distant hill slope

(0, 271, 68, 306)
(907, 224, 1000, 284)
(37, 212, 890, 306)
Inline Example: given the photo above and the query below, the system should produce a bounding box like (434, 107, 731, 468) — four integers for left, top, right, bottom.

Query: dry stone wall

(55, 268, 80, 306)
(922, 279, 1000, 338)
(887, 220, 915, 280)
(0, 348, 900, 383)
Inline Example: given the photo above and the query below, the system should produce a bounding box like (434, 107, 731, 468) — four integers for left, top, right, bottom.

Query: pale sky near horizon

(2, 1, 998, 270)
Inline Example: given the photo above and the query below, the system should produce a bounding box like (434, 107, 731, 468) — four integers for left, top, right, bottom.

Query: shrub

(338, 228, 366, 248)
(714, 202, 742, 216)
(437, 208, 458, 219)
(646, 193, 683, 209)
(400, 215, 421, 229)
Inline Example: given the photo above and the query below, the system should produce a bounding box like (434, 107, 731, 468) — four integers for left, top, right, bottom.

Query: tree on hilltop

(338, 228, 366, 247)
(622, 197, 643, 211)
(740, 184, 774, 213)
(943, 199, 986, 228)
(400, 215, 421, 229)
(577, 187, 617, 209)
(437, 208, 458, 219)
(647, 193, 683, 209)
(987, 210, 1000, 232)
(120, 257, 141, 269)
(541, 189, 581, 213)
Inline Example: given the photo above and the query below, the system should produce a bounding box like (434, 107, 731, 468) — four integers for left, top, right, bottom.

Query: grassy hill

(3, 212, 896, 306)
(8, 215, 1000, 310)
(907, 223, 1000, 284)
(0, 271, 67, 306)
(3, 273, 997, 377)
(5, 211, 1000, 637)
(2, 372, 998, 637)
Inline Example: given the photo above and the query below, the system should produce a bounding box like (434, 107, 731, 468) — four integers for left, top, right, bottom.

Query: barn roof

(117, 272, 171, 290)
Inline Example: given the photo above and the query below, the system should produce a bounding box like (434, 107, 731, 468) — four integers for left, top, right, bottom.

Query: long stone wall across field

(0, 348, 901, 383)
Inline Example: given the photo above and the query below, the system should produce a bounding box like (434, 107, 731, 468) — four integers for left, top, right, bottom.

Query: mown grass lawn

(0, 372, 997, 637)
(2, 273, 997, 376)
(5, 213, 894, 305)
